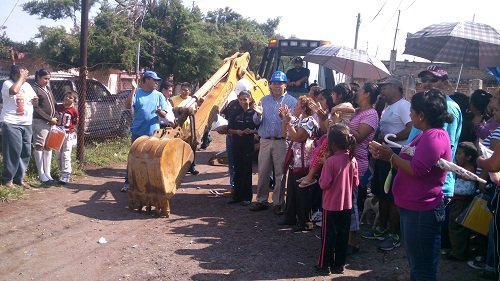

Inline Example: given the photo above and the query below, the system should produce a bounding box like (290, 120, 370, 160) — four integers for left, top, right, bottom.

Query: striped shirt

(477, 127, 500, 175)
(254, 93, 297, 138)
(349, 108, 379, 176)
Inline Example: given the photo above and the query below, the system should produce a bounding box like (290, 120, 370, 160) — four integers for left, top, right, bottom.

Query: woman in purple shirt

(369, 89, 453, 281)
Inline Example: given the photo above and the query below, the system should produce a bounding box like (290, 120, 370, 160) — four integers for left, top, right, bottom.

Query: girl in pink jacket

(316, 124, 359, 276)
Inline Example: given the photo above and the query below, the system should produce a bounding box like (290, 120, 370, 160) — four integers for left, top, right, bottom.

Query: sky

(1, 0, 498, 64)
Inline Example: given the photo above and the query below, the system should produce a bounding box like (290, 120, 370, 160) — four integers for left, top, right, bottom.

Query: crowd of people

(3, 61, 499, 280)
(215, 65, 499, 279)
(1, 65, 78, 188)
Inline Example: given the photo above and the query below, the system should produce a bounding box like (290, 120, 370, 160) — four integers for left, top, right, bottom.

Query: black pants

(232, 140, 253, 202)
(318, 209, 351, 268)
(283, 168, 312, 227)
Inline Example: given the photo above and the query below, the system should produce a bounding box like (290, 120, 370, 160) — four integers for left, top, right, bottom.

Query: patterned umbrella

(304, 45, 390, 80)
(404, 21, 500, 68)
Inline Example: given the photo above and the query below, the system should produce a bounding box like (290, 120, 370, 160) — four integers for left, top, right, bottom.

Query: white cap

(235, 79, 253, 95)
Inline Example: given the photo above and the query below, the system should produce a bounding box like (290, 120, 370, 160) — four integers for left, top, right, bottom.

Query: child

(55, 91, 79, 184)
(447, 142, 478, 261)
(316, 124, 358, 275)
(298, 84, 354, 188)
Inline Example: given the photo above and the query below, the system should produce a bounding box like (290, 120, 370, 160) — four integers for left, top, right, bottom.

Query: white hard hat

(235, 79, 253, 95)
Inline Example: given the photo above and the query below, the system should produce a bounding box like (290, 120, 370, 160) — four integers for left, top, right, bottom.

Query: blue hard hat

(270, 70, 288, 83)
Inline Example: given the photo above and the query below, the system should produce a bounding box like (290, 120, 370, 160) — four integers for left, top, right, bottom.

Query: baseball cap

(293, 57, 303, 64)
(378, 77, 403, 89)
(143, 70, 162, 81)
(418, 65, 448, 79)
(235, 79, 253, 95)
(270, 70, 288, 83)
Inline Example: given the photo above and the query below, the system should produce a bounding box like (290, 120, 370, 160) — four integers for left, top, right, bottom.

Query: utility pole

(77, 0, 89, 164)
(389, 10, 401, 74)
(354, 13, 361, 49)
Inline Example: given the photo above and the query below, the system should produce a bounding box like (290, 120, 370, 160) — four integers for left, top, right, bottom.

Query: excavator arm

(188, 52, 269, 145)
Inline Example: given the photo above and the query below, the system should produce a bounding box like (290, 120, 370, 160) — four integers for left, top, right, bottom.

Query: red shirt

(56, 104, 79, 133)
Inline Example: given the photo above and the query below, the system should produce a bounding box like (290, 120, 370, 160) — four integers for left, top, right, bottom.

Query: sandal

(299, 179, 317, 188)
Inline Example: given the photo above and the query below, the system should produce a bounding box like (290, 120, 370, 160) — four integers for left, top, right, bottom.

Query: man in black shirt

(286, 57, 310, 97)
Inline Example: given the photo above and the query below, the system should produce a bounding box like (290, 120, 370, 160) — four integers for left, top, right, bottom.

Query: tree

(22, 0, 99, 27)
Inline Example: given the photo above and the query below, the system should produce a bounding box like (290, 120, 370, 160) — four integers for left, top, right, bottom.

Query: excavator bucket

(127, 128, 194, 217)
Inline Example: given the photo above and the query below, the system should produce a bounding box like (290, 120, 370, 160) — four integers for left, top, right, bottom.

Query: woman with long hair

(31, 69, 58, 184)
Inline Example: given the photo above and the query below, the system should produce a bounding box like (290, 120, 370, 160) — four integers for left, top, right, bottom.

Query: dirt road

(0, 133, 481, 281)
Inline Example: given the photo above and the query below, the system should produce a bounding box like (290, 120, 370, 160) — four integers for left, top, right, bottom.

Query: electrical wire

(1, 0, 21, 29)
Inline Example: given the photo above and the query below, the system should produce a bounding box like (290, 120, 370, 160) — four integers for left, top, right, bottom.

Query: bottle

(16, 94, 24, 116)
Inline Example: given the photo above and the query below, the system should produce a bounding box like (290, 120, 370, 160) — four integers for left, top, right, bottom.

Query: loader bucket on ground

(127, 129, 194, 217)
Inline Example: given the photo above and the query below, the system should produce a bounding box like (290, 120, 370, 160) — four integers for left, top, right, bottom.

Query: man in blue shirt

(406, 66, 462, 250)
(250, 70, 297, 214)
(122, 70, 169, 192)
(407, 66, 462, 199)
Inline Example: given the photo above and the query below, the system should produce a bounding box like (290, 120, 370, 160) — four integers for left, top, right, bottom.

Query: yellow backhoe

(126, 52, 270, 217)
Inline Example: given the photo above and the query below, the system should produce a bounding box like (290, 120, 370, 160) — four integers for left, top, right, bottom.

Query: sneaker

(361, 227, 388, 240)
(4, 181, 14, 188)
(121, 183, 129, 192)
(378, 234, 401, 251)
(311, 210, 322, 222)
(249, 202, 269, 212)
(315, 220, 322, 228)
(58, 175, 69, 185)
(468, 256, 486, 270)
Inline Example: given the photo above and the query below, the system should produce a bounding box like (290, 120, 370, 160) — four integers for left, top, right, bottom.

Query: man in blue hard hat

(250, 70, 297, 214)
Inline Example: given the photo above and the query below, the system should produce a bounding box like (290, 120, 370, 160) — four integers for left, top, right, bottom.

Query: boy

(55, 90, 79, 184)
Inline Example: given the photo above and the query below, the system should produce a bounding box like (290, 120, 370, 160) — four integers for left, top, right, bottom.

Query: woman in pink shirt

(316, 124, 359, 276)
(369, 89, 452, 281)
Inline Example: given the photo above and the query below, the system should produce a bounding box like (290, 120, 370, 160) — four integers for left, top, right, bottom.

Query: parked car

(0, 73, 132, 138)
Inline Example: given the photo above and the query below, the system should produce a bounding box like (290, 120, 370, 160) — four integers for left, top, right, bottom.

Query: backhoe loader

(126, 52, 270, 217)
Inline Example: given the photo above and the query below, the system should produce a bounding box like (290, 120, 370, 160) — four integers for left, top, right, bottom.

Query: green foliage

(22, 0, 99, 24)
(14, 0, 281, 80)
(35, 26, 80, 68)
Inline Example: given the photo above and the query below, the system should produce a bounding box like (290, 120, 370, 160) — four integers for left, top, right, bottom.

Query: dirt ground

(0, 133, 484, 281)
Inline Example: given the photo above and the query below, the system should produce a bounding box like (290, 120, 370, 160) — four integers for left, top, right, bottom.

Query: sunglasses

(420, 76, 440, 83)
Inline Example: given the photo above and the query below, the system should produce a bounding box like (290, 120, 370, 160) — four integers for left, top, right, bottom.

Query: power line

(1, 0, 21, 29)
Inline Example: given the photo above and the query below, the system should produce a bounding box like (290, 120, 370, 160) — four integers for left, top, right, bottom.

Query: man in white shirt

(362, 77, 412, 252)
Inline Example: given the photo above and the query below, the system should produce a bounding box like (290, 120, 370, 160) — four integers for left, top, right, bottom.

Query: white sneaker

(315, 220, 322, 228)
(311, 210, 322, 222)
(58, 175, 68, 184)
(121, 183, 129, 192)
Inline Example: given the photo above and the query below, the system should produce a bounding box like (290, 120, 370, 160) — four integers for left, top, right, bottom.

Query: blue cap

(143, 70, 161, 81)
(270, 70, 287, 83)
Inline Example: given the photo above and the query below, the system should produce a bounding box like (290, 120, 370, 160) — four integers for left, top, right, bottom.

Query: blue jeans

(226, 135, 235, 189)
(2, 122, 32, 183)
(399, 206, 442, 281)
